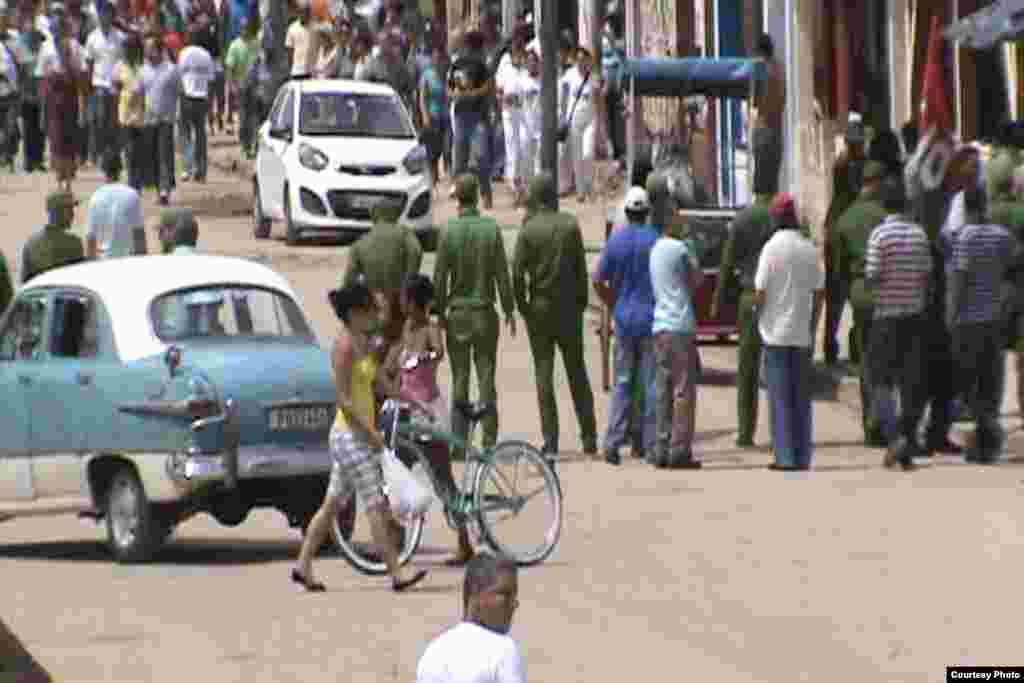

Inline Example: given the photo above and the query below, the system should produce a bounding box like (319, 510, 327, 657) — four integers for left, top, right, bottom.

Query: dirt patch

(182, 191, 253, 219)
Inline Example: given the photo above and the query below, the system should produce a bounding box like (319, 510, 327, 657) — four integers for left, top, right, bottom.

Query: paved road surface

(2, 140, 1023, 682)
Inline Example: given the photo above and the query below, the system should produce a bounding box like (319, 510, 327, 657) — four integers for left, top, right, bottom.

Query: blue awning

(945, 0, 1024, 49)
(611, 57, 767, 99)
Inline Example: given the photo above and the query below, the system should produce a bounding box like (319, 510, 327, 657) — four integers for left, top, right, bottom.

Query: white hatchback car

(253, 79, 435, 247)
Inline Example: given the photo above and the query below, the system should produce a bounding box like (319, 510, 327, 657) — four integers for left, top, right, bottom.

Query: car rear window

(150, 286, 315, 342)
(299, 92, 415, 138)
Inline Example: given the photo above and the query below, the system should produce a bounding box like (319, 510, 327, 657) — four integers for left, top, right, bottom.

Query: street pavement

(2, 136, 1023, 682)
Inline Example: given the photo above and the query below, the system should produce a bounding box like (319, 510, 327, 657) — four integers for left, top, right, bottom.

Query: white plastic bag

(381, 448, 432, 524)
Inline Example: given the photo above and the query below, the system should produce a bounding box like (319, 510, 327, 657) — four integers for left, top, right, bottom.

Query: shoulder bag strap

(565, 69, 591, 124)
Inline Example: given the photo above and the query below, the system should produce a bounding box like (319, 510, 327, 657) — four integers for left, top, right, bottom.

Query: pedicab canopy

(611, 57, 768, 99)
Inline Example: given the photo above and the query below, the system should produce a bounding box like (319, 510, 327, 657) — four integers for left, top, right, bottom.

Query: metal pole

(540, 0, 559, 201)
(263, 0, 287, 98)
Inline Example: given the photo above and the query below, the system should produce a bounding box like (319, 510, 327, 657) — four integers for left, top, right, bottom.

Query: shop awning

(945, 0, 1024, 49)
(612, 57, 767, 99)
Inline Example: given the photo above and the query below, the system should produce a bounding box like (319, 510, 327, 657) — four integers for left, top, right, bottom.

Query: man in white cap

(593, 185, 659, 465)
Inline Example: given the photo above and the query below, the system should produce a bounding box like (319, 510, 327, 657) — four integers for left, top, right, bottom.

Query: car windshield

(150, 286, 315, 342)
(299, 92, 415, 139)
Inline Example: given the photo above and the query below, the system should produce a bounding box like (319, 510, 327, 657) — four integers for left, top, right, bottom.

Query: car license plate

(349, 196, 380, 210)
(268, 405, 333, 431)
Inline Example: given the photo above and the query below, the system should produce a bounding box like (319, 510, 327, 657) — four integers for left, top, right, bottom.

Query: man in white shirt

(178, 29, 215, 182)
(417, 553, 525, 683)
(285, 4, 317, 79)
(753, 193, 825, 472)
(84, 0, 123, 181)
(84, 182, 146, 259)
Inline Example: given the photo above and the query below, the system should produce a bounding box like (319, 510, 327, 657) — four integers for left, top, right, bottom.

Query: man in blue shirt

(649, 203, 703, 469)
(593, 186, 658, 465)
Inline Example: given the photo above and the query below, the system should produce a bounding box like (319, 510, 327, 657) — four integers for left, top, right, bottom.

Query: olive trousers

(447, 306, 500, 452)
(736, 291, 763, 445)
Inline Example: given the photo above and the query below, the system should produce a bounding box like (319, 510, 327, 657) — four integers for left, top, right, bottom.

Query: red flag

(920, 13, 953, 135)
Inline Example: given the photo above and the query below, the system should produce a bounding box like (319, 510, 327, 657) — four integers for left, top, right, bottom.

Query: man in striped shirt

(948, 187, 1016, 463)
(865, 176, 933, 470)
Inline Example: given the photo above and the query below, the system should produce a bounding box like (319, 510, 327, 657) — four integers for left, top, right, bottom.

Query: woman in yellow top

(293, 280, 428, 593)
(112, 35, 146, 192)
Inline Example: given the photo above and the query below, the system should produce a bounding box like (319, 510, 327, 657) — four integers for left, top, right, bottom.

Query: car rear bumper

(168, 444, 334, 485)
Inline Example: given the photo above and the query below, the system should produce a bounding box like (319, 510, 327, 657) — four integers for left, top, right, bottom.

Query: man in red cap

(753, 193, 824, 471)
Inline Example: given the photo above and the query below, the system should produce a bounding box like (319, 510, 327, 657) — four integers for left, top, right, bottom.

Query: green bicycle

(331, 400, 563, 575)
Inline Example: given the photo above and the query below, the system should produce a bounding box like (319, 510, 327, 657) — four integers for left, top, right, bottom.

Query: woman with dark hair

(38, 8, 88, 190)
(380, 273, 475, 565)
(292, 281, 429, 593)
(869, 128, 903, 179)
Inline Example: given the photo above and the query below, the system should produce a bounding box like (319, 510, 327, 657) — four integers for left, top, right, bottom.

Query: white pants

(567, 105, 596, 195)
(502, 106, 524, 187)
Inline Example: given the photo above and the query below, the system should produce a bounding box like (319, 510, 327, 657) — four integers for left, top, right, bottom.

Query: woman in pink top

(382, 274, 474, 565)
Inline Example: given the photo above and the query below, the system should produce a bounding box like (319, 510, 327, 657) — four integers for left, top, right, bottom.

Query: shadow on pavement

(0, 537, 299, 566)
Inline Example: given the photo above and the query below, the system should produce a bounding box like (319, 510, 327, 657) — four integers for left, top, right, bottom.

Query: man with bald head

(155, 207, 200, 254)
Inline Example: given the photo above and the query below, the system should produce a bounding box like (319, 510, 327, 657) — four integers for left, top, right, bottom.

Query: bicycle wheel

(473, 440, 562, 566)
(331, 495, 425, 576)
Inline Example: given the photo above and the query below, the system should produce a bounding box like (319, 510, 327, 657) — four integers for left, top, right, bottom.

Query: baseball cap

(623, 186, 650, 212)
(846, 112, 866, 144)
(46, 190, 78, 211)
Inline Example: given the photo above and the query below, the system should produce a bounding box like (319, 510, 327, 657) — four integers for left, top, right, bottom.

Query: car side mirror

(164, 345, 182, 377)
(270, 125, 293, 142)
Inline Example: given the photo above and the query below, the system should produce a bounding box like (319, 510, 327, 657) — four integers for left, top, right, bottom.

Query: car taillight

(187, 399, 220, 420)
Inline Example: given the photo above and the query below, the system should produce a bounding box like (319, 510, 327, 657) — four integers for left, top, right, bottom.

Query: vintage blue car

(0, 255, 342, 562)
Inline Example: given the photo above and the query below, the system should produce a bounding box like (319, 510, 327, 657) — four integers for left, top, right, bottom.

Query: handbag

(556, 70, 591, 143)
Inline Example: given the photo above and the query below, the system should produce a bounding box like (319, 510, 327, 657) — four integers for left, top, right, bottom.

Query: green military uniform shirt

(434, 207, 515, 317)
(716, 199, 773, 297)
(343, 222, 423, 291)
(513, 209, 589, 321)
(834, 196, 887, 310)
(21, 226, 86, 284)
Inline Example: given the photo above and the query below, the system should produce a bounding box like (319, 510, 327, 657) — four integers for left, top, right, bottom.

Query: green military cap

(46, 190, 78, 211)
(453, 174, 479, 204)
(863, 160, 885, 181)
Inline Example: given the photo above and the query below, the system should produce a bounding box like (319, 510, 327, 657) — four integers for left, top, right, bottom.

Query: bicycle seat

(454, 400, 495, 423)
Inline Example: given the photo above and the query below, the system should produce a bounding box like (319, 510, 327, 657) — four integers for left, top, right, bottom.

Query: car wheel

(253, 176, 272, 239)
(105, 468, 165, 564)
(284, 185, 300, 246)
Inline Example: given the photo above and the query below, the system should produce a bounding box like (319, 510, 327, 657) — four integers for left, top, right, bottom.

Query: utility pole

(262, 0, 288, 99)
(539, 0, 558, 204)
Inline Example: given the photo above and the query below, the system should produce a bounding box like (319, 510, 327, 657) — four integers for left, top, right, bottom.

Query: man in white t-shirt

(84, 1, 124, 181)
(178, 30, 215, 182)
(285, 5, 317, 79)
(84, 183, 146, 259)
(753, 193, 824, 472)
(417, 553, 525, 683)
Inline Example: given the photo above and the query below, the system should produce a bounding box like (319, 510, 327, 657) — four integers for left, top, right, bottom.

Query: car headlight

(402, 145, 428, 176)
(298, 142, 329, 172)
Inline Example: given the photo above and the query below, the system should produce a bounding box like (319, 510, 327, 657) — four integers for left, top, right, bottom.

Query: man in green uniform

(513, 173, 597, 457)
(434, 174, 516, 452)
(710, 189, 775, 447)
(987, 155, 1024, 418)
(21, 190, 86, 283)
(822, 113, 867, 364)
(834, 160, 887, 445)
(343, 202, 424, 352)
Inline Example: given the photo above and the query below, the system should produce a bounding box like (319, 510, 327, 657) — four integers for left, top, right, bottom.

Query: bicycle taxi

(599, 55, 768, 385)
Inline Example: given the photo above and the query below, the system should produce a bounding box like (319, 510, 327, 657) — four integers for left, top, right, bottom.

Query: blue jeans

(451, 109, 492, 200)
(604, 334, 656, 454)
(180, 96, 209, 179)
(763, 346, 814, 469)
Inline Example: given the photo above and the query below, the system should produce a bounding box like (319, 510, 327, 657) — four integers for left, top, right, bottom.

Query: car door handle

(76, 372, 93, 386)
(17, 374, 31, 386)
